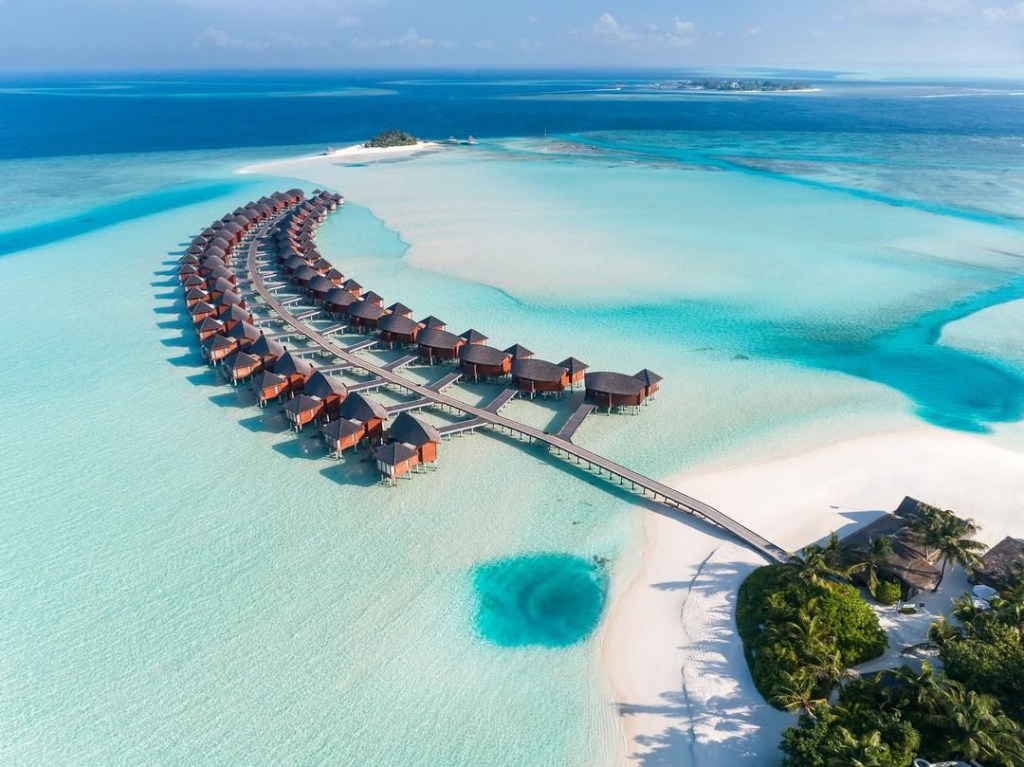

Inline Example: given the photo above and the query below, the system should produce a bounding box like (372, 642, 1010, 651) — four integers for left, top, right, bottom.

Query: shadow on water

(272, 434, 330, 462)
(318, 457, 382, 488)
(239, 410, 291, 435)
(616, 559, 790, 767)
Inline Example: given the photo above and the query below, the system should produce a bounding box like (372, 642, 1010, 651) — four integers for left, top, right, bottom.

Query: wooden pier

(555, 402, 595, 442)
(244, 231, 789, 564)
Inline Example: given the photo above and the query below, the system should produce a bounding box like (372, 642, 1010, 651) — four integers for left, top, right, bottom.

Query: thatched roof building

(511, 358, 569, 396)
(972, 537, 1024, 589)
(417, 328, 464, 363)
(585, 371, 646, 409)
(840, 496, 941, 597)
(378, 314, 421, 347)
(459, 344, 512, 380)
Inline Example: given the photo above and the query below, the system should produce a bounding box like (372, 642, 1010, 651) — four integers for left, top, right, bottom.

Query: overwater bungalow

(177, 263, 199, 282)
(272, 351, 315, 393)
(223, 350, 262, 384)
(373, 441, 420, 485)
(292, 265, 318, 286)
(226, 320, 261, 348)
(505, 344, 534, 360)
(284, 254, 309, 274)
(313, 258, 334, 275)
(342, 279, 363, 298)
(362, 291, 385, 307)
(337, 392, 388, 441)
(208, 276, 235, 302)
(387, 302, 413, 318)
(460, 329, 488, 346)
(378, 314, 421, 347)
(839, 497, 942, 598)
(634, 369, 663, 399)
(220, 303, 253, 332)
(306, 276, 334, 301)
(325, 268, 346, 286)
(323, 288, 357, 316)
(320, 417, 364, 456)
(184, 287, 210, 310)
(200, 255, 225, 276)
(419, 315, 447, 331)
(348, 300, 387, 331)
(204, 333, 239, 364)
(417, 327, 465, 364)
(190, 301, 218, 325)
(248, 333, 285, 366)
(459, 344, 512, 381)
(183, 274, 207, 291)
(207, 265, 235, 285)
(303, 370, 347, 416)
(252, 369, 290, 406)
(214, 291, 246, 318)
(511, 358, 570, 397)
(585, 371, 647, 410)
(560, 357, 589, 388)
(388, 412, 441, 467)
(972, 536, 1024, 589)
(196, 316, 225, 342)
(284, 393, 325, 430)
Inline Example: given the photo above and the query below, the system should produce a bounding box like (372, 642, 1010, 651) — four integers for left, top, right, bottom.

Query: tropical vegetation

(768, 527, 1024, 766)
(364, 128, 418, 148)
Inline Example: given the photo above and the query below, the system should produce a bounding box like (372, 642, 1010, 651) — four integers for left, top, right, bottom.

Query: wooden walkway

(245, 232, 789, 564)
(555, 402, 595, 443)
(483, 387, 519, 413)
(386, 396, 433, 416)
(384, 353, 418, 373)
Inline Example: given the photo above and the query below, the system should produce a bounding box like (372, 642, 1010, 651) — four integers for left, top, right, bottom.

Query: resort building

(284, 393, 324, 430)
(459, 344, 512, 381)
(303, 371, 347, 417)
(337, 392, 389, 442)
(378, 313, 422, 347)
(253, 370, 289, 406)
(511, 358, 570, 397)
(972, 536, 1024, 589)
(373, 442, 420, 485)
(839, 497, 942, 598)
(347, 300, 387, 331)
(223, 350, 262, 384)
(417, 328, 465, 364)
(387, 412, 441, 467)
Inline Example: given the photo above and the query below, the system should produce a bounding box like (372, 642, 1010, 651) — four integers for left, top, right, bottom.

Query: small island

(363, 128, 418, 148)
(655, 78, 812, 92)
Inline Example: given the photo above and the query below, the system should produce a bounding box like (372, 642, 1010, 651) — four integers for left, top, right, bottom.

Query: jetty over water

(176, 190, 788, 564)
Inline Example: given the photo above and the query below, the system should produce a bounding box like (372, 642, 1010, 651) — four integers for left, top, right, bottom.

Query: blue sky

(1, 0, 1023, 71)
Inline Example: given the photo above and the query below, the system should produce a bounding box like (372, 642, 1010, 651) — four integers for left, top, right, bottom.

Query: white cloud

(527, 15, 539, 23)
(743, 26, 763, 37)
(519, 37, 544, 52)
(592, 12, 638, 44)
(350, 27, 456, 50)
(336, 15, 361, 29)
(982, 1, 1024, 21)
(590, 13, 696, 47)
(196, 26, 261, 51)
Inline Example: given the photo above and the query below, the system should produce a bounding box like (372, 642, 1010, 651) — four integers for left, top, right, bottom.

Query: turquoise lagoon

(3, 106, 1024, 764)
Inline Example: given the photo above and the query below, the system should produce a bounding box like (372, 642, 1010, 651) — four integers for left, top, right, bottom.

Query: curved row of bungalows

(583, 370, 663, 411)
(319, 392, 389, 456)
(372, 412, 442, 484)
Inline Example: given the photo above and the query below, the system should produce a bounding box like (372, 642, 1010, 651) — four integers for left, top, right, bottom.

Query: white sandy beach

(239, 141, 442, 175)
(605, 426, 1024, 766)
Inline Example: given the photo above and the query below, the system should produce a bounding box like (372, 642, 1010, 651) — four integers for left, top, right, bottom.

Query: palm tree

(847, 536, 892, 598)
(927, 616, 961, 648)
(827, 728, 888, 767)
(887, 662, 945, 715)
(929, 682, 1024, 767)
(795, 533, 858, 586)
(770, 669, 828, 717)
(910, 505, 986, 591)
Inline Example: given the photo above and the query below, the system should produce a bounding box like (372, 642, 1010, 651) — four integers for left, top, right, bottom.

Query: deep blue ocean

(3, 69, 1023, 160)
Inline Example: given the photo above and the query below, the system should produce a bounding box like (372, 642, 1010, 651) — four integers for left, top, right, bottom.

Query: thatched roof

(419, 315, 446, 330)
(841, 497, 940, 594)
(973, 537, 1024, 588)
(249, 333, 284, 360)
(389, 412, 441, 446)
(304, 371, 346, 400)
(585, 371, 644, 397)
(511, 358, 567, 383)
(224, 351, 260, 374)
(378, 314, 420, 335)
(324, 288, 357, 308)
(387, 302, 413, 317)
(460, 328, 488, 344)
(459, 344, 510, 367)
(504, 344, 533, 359)
(284, 393, 323, 418)
(348, 301, 387, 321)
(273, 351, 314, 379)
(417, 328, 463, 350)
(320, 418, 363, 441)
(559, 357, 589, 376)
(338, 392, 388, 423)
(633, 369, 663, 386)
(374, 441, 418, 466)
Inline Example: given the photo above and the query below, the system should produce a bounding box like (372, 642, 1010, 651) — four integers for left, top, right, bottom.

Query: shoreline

(603, 425, 1024, 765)
(238, 140, 443, 175)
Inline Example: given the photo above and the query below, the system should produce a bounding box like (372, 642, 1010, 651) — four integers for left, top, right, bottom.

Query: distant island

(653, 78, 812, 92)
(364, 129, 418, 148)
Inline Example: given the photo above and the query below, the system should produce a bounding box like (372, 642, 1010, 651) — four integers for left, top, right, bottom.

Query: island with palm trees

(738, 497, 1024, 766)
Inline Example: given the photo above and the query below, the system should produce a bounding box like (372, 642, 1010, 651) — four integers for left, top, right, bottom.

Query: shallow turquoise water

(1, 114, 1023, 767)
(473, 555, 608, 648)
